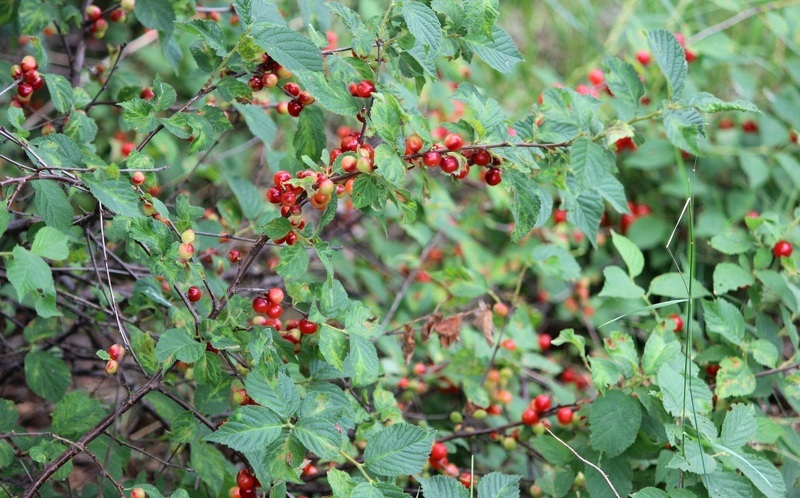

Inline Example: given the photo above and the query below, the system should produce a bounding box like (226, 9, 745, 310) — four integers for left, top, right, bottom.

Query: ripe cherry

(501, 339, 517, 351)
(131, 171, 146, 185)
(440, 155, 459, 173)
(588, 69, 605, 86)
(492, 302, 509, 317)
(706, 364, 720, 377)
(178, 243, 194, 260)
(301, 464, 318, 477)
(252, 297, 269, 314)
(405, 135, 423, 154)
(556, 407, 574, 425)
(340, 155, 357, 172)
(108, 344, 125, 361)
(187, 286, 202, 302)
(284, 82, 300, 97)
(287, 100, 304, 117)
(356, 80, 376, 98)
(280, 191, 297, 206)
(348, 82, 358, 96)
(266, 303, 283, 319)
(459, 473, 473, 488)
(538, 333, 552, 351)
(236, 469, 259, 490)
(773, 240, 793, 258)
(521, 408, 539, 426)
(668, 313, 684, 333)
(636, 50, 651, 65)
(298, 319, 318, 335)
(444, 133, 463, 151)
(273, 170, 292, 188)
(85, 5, 102, 20)
(742, 120, 759, 133)
(266, 187, 282, 204)
(105, 359, 119, 375)
(340, 134, 359, 151)
(23, 70, 39, 84)
(239, 488, 256, 498)
(472, 148, 491, 166)
(17, 83, 33, 98)
(429, 442, 447, 461)
(423, 151, 442, 167)
(412, 362, 427, 376)
(140, 87, 155, 100)
(553, 209, 568, 224)
(298, 91, 315, 105)
(484, 168, 502, 186)
(248, 75, 263, 90)
(228, 250, 242, 263)
(267, 288, 284, 304)
(109, 8, 126, 22)
(533, 394, 551, 412)
(121, 142, 135, 157)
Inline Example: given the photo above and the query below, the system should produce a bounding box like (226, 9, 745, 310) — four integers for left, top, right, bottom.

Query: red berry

(140, 87, 155, 100)
(23, 70, 39, 84)
(248, 76, 263, 90)
(239, 488, 256, 498)
(187, 286, 202, 302)
(423, 151, 442, 167)
(742, 120, 758, 133)
(131, 488, 146, 498)
(706, 364, 720, 377)
(636, 50, 651, 65)
(533, 394, 551, 412)
(405, 135, 423, 154)
(280, 191, 297, 206)
(459, 473, 473, 488)
(301, 464, 318, 477)
(685, 49, 697, 63)
(501, 339, 516, 351)
(340, 134, 359, 151)
(413, 362, 427, 376)
(228, 250, 242, 263)
(718, 118, 734, 130)
(266, 303, 283, 319)
(440, 155, 459, 174)
(356, 156, 374, 173)
(131, 171, 146, 185)
(492, 302, 509, 317)
(178, 243, 194, 260)
(484, 168, 502, 186)
(287, 100, 304, 117)
(356, 80, 376, 98)
(284, 82, 300, 96)
(252, 297, 269, 314)
(105, 359, 119, 375)
(588, 69, 605, 86)
(85, 5, 102, 20)
(108, 344, 125, 361)
(668, 313, 683, 333)
(773, 240, 793, 258)
(556, 407, 574, 425)
(17, 83, 33, 98)
(266, 187, 282, 204)
(236, 469, 258, 490)
(274, 171, 293, 188)
(90, 18, 108, 38)
(121, 142, 135, 157)
(430, 442, 448, 461)
(561, 368, 577, 383)
(538, 334, 552, 351)
(340, 155, 357, 172)
(20, 56, 38, 73)
(472, 148, 491, 166)
(553, 209, 568, 224)
(444, 133, 463, 151)
(521, 408, 539, 426)
(348, 82, 358, 96)
(298, 319, 318, 335)
(635, 203, 652, 217)
(109, 8, 126, 22)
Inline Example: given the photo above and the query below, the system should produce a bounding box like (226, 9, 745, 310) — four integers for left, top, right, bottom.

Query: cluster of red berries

(85, 3, 129, 39)
(620, 201, 652, 234)
(330, 130, 376, 174)
(347, 79, 376, 99)
(405, 133, 503, 186)
(521, 396, 574, 427)
(265, 169, 337, 241)
(250, 288, 319, 345)
(9, 56, 43, 108)
(105, 343, 125, 375)
(246, 54, 314, 117)
(560, 367, 589, 389)
(178, 229, 196, 260)
(428, 442, 475, 488)
(230, 469, 260, 498)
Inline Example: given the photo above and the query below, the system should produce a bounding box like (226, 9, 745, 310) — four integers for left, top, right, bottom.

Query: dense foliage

(0, 1, 798, 498)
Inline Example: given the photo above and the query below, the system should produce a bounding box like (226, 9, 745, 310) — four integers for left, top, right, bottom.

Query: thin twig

(689, 0, 800, 43)
(546, 428, 621, 498)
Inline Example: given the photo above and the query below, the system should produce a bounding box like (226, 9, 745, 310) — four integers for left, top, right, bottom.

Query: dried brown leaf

(474, 308, 494, 346)
(401, 324, 415, 365)
(434, 314, 462, 348)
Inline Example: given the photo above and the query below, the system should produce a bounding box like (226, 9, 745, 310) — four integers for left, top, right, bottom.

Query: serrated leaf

(276, 244, 310, 280)
(642, 334, 681, 376)
(135, 0, 175, 35)
(712, 444, 786, 498)
(667, 438, 717, 474)
(364, 423, 435, 476)
(602, 57, 644, 120)
(293, 416, 341, 459)
(702, 299, 745, 346)
(251, 25, 324, 73)
(687, 92, 759, 113)
(204, 405, 284, 452)
(24, 351, 70, 402)
(589, 390, 641, 457)
(704, 468, 753, 498)
(566, 188, 604, 247)
(610, 231, 643, 277)
(476, 472, 520, 498)
(713, 262, 754, 295)
(31, 227, 69, 260)
(319, 325, 348, 372)
(505, 170, 542, 243)
(52, 391, 104, 437)
(464, 26, 523, 73)
(233, 0, 286, 26)
(32, 180, 72, 233)
(646, 29, 687, 96)
(296, 72, 362, 115)
(552, 328, 587, 363)
(649, 273, 710, 298)
(403, 1, 442, 62)
(749, 339, 778, 368)
(419, 475, 469, 498)
(44, 74, 74, 114)
(663, 107, 705, 156)
(349, 334, 378, 387)
(7, 246, 54, 302)
(263, 217, 292, 239)
(709, 229, 754, 255)
(631, 488, 669, 498)
(233, 103, 276, 146)
(657, 362, 713, 417)
(84, 177, 145, 218)
(716, 356, 756, 399)
(176, 19, 227, 55)
(599, 266, 645, 299)
(154, 328, 205, 365)
(721, 403, 756, 448)
(119, 98, 159, 133)
(226, 175, 263, 220)
(293, 106, 325, 163)
(245, 369, 300, 419)
(371, 94, 403, 147)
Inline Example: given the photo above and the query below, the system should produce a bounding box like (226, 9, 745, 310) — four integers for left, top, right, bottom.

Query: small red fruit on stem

(533, 394, 551, 412)
(773, 240, 793, 258)
(444, 133, 463, 151)
(521, 408, 539, 426)
(187, 286, 202, 302)
(538, 333, 552, 351)
(105, 359, 119, 375)
(429, 442, 448, 461)
(668, 313, 684, 333)
(556, 407, 574, 425)
(108, 344, 125, 361)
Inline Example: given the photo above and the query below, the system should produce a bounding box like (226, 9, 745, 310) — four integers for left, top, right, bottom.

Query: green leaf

(296, 71, 362, 115)
(7, 246, 54, 302)
(646, 29, 687, 96)
(186, 114, 215, 154)
(464, 26, 523, 73)
(642, 334, 681, 376)
(598, 266, 645, 299)
(713, 262, 754, 295)
(119, 98, 159, 133)
(18, 1, 51, 34)
(589, 391, 642, 457)
(602, 57, 644, 120)
(251, 26, 324, 73)
(154, 328, 205, 365)
(293, 106, 326, 163)
(704, 468, 753, 498)
(276, 244, 310, 280)
(686, 93, 759, 113)
(604, 331, 639, 378)
(233, 103, 276, 146)
(589, 357, 621, 391)
(631, 488, 669, 498)
(721, 403, 756, 448)
(0, 399, 19, 432)
(262, 217, 292, 240)
(152, 74, 177, 112)
(84, 177, 145, 218)
(476, 472, 520, 498)
(364, 423, 435, 476)
(226, 175, 263, 220)
(663, 107, 706, 156)
(319, 325, 348, 372)
(134, 0, 175, 35)
(44, 74, 74, 114)
(566, 189, 604, 247)
(32, 180, 72, 233)
(716, 356, 756, 399)
(610, 231, 644, 277)
(649, 273, 710, 298)
(781, 372, 800, 402)
(419, 476, 469, 498)
(31, 226, 69, 260)
(52, 391, 105, 438)
(293, 416, 341, 459)
(233, 0, 286, 26)
(463, 0, 500, 39)
(176, 19, 227, 55)
(749, 339, 778, 368)
(351, 175, 388, 211)
(371, 94, 403, 147)
(657, 362, 713, 417)
(8, 107, 29, 138)
(552, 329, 587, 364)
(709, 229, 754, 255)
(505, 170, 542, 243)
(403, 1, 442, 60)
(24, 351, 71, 402)
(204, 405, 284, 452)
(667, 437, 717, 475)
(245, 369, 300, 419)
(702, 299, 745, 346)
(349, 334, 379, 387)
(189, 443, 228, 496)
(714, 445, 786, 498)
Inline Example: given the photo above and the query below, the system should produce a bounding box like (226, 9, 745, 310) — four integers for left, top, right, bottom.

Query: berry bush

(0, 1, 798, 498)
